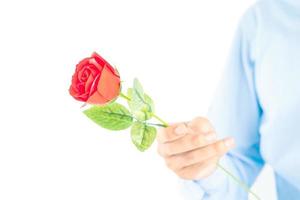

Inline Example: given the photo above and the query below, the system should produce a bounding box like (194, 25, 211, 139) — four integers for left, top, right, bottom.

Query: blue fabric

(181, 0, 300, 199)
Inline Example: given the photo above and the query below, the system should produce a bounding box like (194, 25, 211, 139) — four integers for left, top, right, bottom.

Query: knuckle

(195, 117, 210, 127)
(191, 134, 205, 147)
(189, 117, 213, 133)
(157, 144, 168, 157)
(190, 134, 199, 146)
(200, 117, 210, 124)
(183, 151, 195, 164)
(164, 144, 172, 156)
(193, 116, 208, 123)
(165, 157, 176, 170)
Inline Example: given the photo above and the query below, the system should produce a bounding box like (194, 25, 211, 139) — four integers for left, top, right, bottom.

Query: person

(157, 0, 300, 199)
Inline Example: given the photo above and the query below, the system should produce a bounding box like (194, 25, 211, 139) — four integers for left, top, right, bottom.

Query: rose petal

(87, 91, 108, 104)
(85, 73, 100, 95)
(97, 66, 121, 101)
(84, 74, 94, 92)
(92, 52, 106, 66)
(76, 57, 90, 72)
(69, 85, 89, 102)
(78, 68, 90, 82)
(89, 58, 103, 71)
(92, 52, 119, 76)
(88, 65, 100, 77)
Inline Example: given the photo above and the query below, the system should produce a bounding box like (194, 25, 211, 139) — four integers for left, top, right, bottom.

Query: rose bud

(69, 52, 121, 105)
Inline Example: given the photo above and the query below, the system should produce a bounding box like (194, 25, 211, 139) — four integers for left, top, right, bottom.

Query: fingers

(157, 131, 217, 156)
(157, 117, 214, 143)
(157, 123, 190, 143)
(161, 137, 235, 171)
(157, 117, 236, 180)
(188, 117, 214, 133)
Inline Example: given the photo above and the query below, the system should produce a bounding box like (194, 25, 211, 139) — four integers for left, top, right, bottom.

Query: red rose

(69, 52, 121, 105)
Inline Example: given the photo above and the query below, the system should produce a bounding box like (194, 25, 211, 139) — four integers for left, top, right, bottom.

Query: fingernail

(205, 134, 216, 141)
(174, 124, 187, 135)
(224, 137, 235, 148)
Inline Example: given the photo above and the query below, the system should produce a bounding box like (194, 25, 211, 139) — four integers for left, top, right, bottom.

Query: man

(157, 0, 300, 199)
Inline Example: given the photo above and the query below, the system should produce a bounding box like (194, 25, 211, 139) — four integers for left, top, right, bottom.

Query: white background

(0, 0, 276, 199)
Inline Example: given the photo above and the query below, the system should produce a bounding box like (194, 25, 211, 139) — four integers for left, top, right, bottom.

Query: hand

(157, 117, 235, 180)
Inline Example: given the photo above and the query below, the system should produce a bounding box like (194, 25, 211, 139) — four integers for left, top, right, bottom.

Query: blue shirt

(181, 0, 300, 199)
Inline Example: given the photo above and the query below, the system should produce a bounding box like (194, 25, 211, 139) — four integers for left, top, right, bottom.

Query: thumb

(174, 123, 190, 135)
(213, 137, 235, 156)
(157, 123, 188, 143)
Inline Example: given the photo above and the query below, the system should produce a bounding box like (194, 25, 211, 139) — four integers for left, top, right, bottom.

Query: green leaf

(133, 78, 144, 96)
(144, 93, 154, 112)
(83, 102, 133, 131)
(127, 78, 155, 121)
(130, 121, 157, 151)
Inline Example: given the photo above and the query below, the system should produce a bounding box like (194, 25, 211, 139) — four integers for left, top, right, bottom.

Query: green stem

(146, 122, 166, 127)
(152, 114, 168, 127)
(120, 92, 131, 101)
(120, 92, 168, 127)
(120, 91, 260, 199)
(217, 163, 261, 200)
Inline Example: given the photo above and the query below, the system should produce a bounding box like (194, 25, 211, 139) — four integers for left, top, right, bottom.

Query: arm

(158, 6, 264, 200)
(182, 7, 264, 199)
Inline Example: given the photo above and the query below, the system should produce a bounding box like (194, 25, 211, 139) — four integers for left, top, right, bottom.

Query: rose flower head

(69, 52, 121, 105)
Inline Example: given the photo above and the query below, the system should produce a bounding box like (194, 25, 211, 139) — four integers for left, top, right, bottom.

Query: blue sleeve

(180, 6, 265, 200)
